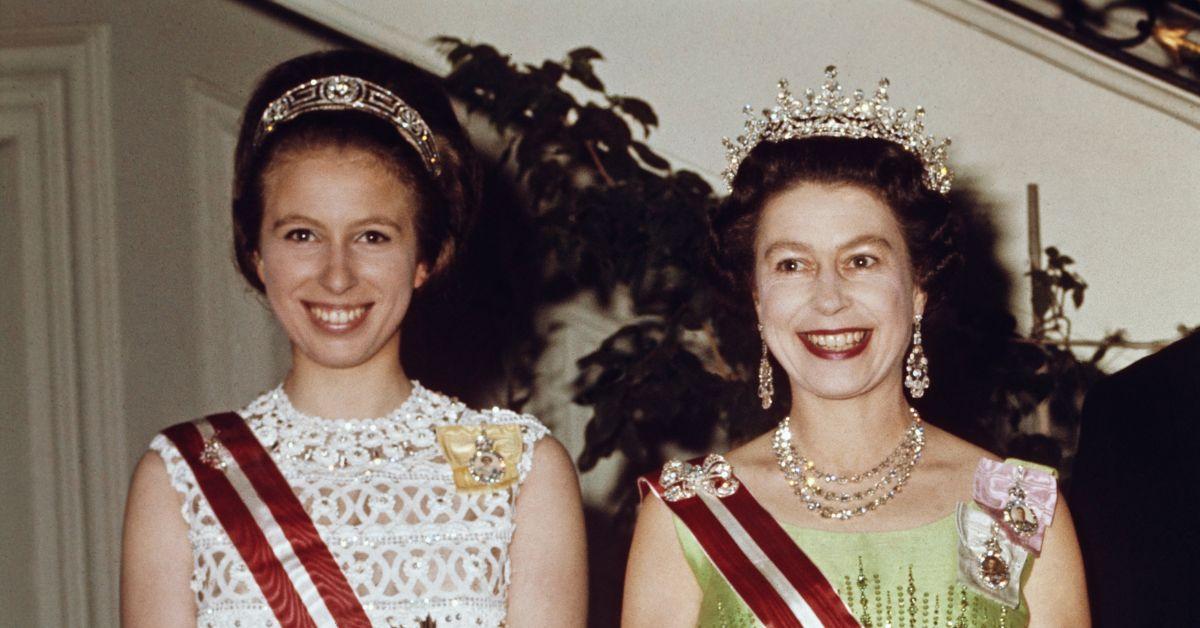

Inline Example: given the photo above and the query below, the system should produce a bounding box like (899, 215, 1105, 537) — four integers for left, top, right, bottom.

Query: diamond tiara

(253, 75, 442, 177)
(722, 66, 952, 194)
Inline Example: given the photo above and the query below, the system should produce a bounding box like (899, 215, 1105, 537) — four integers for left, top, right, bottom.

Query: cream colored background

(0, 1, 1196, 625)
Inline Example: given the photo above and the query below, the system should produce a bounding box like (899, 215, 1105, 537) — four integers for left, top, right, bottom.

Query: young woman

(121, 50, 587, 627)
(623, 68, 1088, 627)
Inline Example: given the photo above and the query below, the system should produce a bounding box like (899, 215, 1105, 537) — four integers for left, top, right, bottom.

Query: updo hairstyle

(711, 136, 960, 306)
(231, 49, 481, 293)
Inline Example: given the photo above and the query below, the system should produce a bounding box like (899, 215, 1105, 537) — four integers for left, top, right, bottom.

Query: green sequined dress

(674, 457, 1053, 628)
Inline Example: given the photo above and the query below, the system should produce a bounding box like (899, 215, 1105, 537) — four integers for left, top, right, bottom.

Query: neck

(283, 339, 412, 419)
(783, 378, 915, 473)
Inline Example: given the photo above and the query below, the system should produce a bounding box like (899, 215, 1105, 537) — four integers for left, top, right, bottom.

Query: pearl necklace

(771, 407, 925, 520)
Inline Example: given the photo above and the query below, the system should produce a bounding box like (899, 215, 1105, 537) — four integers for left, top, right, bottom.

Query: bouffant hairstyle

(231, 49, 481, 293)
(711, 136, 960, 306)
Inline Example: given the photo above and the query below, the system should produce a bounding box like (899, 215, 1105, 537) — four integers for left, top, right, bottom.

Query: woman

(623, 68, 1087, 627)
(121, 50, 587, 627)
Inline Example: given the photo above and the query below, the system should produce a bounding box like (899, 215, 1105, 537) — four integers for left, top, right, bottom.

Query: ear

(413, 260, 430, 290)
(912, 285, 928, 319)
(254, 250, 265, 285)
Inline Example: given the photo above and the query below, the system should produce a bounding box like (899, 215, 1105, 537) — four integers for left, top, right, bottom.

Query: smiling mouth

(798, 328, 871, 359)
(305, 302, 371, 333)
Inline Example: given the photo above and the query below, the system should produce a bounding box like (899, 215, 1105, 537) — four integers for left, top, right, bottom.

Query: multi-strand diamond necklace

(772, 407, 925, 520)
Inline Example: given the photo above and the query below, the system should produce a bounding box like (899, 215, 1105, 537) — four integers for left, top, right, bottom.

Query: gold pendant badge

(436, 424, 522, 492)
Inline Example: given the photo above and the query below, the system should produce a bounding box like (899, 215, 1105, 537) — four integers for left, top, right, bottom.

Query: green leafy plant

(1030, 246, 1089, 342)
(436, 38, 759, 511)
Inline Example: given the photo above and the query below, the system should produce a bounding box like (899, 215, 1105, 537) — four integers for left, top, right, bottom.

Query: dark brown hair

(231, 49, 481, 292)
(710, 136, 960, 305)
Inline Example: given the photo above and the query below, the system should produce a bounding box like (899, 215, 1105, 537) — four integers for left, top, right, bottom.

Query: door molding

(0, 24, 125, 626)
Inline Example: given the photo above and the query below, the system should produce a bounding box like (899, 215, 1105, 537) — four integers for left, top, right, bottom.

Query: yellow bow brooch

(436, 424, 523, 492)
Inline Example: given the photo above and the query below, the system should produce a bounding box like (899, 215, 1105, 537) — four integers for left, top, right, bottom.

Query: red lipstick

(798, 328, 871, 360)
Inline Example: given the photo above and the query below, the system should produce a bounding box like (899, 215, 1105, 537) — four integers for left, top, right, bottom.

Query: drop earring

(904, 314, 930, 398)
(757, 323, 774, 410)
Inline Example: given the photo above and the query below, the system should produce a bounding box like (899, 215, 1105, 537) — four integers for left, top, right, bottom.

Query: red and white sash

(639, 456, 861, 628)
(163, 413, 371, 627)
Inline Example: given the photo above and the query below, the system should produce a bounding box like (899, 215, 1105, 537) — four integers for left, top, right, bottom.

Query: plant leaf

(568, 46, 604, 63)
(611, 96, 659, 137)
(567, 60, 605, 92)
(631, 141, 670, 170)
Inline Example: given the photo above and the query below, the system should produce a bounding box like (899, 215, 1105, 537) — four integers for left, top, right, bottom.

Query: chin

(291, 335, 389, 370)
(300, 351, 377, 370)
(794, 372, 879, 400)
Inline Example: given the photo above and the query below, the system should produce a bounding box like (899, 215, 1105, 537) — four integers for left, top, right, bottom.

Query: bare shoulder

(126, 450, 181, 514)
(519, 436, 578, 497)
(623, 484, 701, 627)
(513, 436, 582, 524)
(507, 436, 587, 626)
(530, 435, 574, 472)
(922, 423, 997, 478)
(722, 429, 778, 481)
(121, 450, 195, 626)
(902, 422, 998, 506)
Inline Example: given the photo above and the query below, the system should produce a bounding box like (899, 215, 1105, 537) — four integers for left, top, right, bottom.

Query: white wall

(278, 0, 1200, 366)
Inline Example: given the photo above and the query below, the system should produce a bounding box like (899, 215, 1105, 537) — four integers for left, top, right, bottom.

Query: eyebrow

(348, 216, 406, 232)
(761, 235, 894, 258)
(762, 239, 812, 258)
(271, 214, 405, 232)
(271, 213, 315, 230)
(840, 235, 895, 251)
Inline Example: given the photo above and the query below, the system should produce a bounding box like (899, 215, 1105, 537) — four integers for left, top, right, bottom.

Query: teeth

(308, 305, 367, 325)
(803, 330, 867, 351)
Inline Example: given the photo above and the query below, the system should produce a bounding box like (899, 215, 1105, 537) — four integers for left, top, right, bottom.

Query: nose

(812, 268, 851, 316)
(318, 243, 358, 294)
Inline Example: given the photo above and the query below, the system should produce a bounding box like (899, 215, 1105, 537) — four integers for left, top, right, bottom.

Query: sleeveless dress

(669, 458, 1056, 627)
(149, 383, 549, 627)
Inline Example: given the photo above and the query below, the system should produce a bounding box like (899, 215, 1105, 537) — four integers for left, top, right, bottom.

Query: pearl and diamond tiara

(253, 75, 442, 177)
(722, 66, 953, 194)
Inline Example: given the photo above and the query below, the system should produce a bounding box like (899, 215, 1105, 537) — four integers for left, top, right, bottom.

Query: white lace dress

(149, 383, 549, 627)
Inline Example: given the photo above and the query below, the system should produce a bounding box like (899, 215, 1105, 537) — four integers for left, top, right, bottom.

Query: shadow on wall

(401, 165, 543, 410)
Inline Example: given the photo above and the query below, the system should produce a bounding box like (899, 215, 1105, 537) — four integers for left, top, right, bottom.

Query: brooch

(436, 424, 522, 492)
(659, 454, 740, 502)
(956, 503, 1028, 607)
(199, 435, 231, 471)
(973, 458, 1057, 553)
(467, 431, 506, 484)
(978, 526, 1011, 590)
(1002, 467, 1039, 538)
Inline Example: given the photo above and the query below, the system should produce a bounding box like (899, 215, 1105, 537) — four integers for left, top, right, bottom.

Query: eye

(284, 228, 316, 243)
(359, 230, 392, 244)
(775, 258, 803, 273)
(847, 254, 878, 269)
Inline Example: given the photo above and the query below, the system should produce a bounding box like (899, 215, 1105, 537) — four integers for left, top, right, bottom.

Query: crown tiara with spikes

(253, 75, 442, 177)
(722, 66, 952, 194)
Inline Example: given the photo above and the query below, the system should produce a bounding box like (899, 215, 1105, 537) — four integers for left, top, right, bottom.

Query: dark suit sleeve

(1070, 379, 1126, 626)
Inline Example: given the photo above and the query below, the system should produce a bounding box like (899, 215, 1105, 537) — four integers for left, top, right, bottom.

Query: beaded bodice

(150, 383, 549, 628)
(669, 457, 1057, 628)
(676, 512, 1030, 628)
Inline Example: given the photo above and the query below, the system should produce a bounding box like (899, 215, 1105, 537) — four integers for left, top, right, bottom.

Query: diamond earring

(757, 323, 774, 410)
(904, 314, 930, 398)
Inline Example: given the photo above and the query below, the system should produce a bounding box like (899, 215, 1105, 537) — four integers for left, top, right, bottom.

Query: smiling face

(257, 145, 428, 371)
(754, 183, 926, 401)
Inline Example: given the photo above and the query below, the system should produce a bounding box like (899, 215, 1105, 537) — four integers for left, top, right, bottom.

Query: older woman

(623, 68, 1087, 627)
(121, 50, 586, 627)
